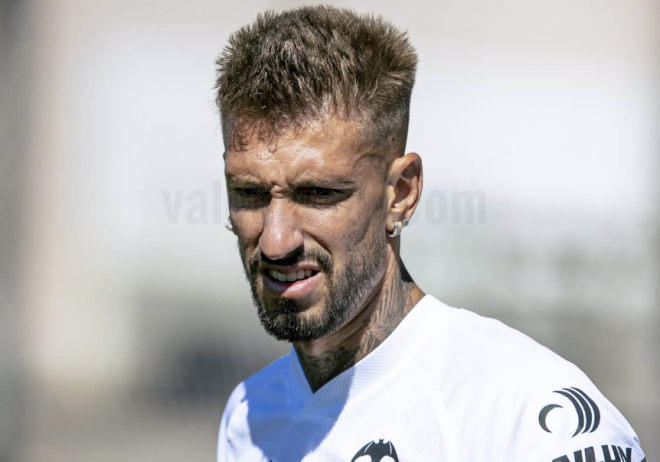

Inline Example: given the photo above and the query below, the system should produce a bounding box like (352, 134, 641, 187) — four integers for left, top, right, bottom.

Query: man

(215, 5, 645, 462)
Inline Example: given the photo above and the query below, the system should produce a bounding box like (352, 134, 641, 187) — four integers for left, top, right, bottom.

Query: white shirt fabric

(217, 295, 645, 462)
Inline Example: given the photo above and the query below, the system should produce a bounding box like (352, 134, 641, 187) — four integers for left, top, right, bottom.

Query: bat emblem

(351, 439, 399, 462)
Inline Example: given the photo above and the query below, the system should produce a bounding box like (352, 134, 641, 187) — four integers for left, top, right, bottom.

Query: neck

(293, 257, 425, 392)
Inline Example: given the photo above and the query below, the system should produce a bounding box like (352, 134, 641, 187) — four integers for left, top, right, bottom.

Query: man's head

(215, 6, 422, 342)
(215, 5, 418, 160)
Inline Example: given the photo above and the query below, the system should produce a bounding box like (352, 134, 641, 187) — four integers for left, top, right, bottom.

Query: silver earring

(402, 218, 410, 228)
(388, 221, 402, 238)
(224, 215, 233, 232)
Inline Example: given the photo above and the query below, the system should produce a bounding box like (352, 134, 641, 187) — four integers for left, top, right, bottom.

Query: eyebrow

(225, 173, 260, 185)
(226, 173, 357, 188)
(292, 177, 357, 188)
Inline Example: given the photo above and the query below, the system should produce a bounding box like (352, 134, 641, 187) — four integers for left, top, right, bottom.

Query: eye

(296, 187, 346, 205)
(228, 186, 270, 208)
(309, 188, 338, 199)
(235, 187, 260, 198)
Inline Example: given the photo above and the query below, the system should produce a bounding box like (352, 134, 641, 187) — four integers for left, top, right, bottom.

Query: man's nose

(259, 199, 303, 261)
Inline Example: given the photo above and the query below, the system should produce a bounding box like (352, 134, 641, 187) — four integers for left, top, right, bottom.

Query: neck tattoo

(295, 262, 418, 392)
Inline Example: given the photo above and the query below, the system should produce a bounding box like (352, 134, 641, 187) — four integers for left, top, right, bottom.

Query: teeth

(269, 269, 316, 283)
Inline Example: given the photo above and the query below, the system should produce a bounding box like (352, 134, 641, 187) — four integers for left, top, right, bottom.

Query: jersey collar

(287, 295, 451, 417)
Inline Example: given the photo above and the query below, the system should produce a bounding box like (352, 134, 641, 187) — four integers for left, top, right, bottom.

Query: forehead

(224, 119, 379, 184)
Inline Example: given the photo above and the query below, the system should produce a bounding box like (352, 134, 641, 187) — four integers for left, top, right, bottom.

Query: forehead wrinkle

(228, 145, 378, 186)
(228, 148, 326, 191)
(226, 118, 380, 187)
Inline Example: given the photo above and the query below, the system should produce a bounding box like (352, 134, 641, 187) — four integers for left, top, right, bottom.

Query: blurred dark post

(0, 0, 32, 459)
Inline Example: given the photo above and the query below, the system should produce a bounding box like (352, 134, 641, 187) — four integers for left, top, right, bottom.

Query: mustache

(248, 248, 333, 277)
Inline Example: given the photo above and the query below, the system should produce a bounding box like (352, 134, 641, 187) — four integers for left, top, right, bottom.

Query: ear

(386, 152, 423, 234)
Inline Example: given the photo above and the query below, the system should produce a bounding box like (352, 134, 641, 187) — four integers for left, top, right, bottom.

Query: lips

(261, 267, 322, 299)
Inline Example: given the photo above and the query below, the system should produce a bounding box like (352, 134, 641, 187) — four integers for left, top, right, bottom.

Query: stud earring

(402, 218, 410, 228)
(388, 221, 402, 238)
(224, 215, 234, 232)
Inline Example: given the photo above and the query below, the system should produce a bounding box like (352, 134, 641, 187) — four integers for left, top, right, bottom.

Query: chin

(256, 298, 345, 343)
(260, 293, 320, 315)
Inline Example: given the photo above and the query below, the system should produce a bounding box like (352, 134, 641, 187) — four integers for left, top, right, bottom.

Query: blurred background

(0, 0, 658, 460)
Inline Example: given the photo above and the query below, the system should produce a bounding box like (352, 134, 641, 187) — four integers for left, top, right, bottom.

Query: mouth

(261, 267, 322, 299)
(267, 268, 316, 282)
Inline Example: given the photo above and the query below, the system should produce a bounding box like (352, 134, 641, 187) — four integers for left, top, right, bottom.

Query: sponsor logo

(539, 387, 600, 437)
(552, 445, 633, 462)
(351, 439, 399, 462)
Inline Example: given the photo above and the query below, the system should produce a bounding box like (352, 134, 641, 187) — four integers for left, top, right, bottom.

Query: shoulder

(219, 353, 290, 428)
(500, 366, 646, 462)
(420, 300, 620, 413)
(217, 354, 290, 461)
(419, 299, 579, 387)
(416, 299, 645, 461)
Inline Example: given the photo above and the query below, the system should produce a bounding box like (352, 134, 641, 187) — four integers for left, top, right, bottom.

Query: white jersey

(217, 295, 645, 462)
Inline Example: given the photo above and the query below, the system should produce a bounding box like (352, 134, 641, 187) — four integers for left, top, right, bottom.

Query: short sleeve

(503, 373, 645, 462)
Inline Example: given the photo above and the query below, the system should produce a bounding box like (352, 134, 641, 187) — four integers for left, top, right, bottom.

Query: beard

(239, 225, 386, 342)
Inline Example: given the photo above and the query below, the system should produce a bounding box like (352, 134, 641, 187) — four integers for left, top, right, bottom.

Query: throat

(294, 265, 423, 392)
(294, 344, 360, 393)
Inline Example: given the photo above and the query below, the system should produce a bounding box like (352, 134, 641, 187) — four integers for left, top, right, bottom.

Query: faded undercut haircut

(215, 5, 418, 160)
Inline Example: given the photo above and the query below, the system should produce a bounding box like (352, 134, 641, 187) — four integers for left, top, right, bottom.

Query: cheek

(232, 222, 263, 269)
(306, 191, 385, 249)
(301, 206, 370, 253)
(325, 187, 386, 236)
(232, 211, 264, 243)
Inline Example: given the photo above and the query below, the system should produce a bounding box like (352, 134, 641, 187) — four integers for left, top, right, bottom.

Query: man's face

(225, 118, 391, 342)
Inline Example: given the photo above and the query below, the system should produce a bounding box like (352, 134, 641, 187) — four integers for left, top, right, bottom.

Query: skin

(225, 117, 425, 392)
